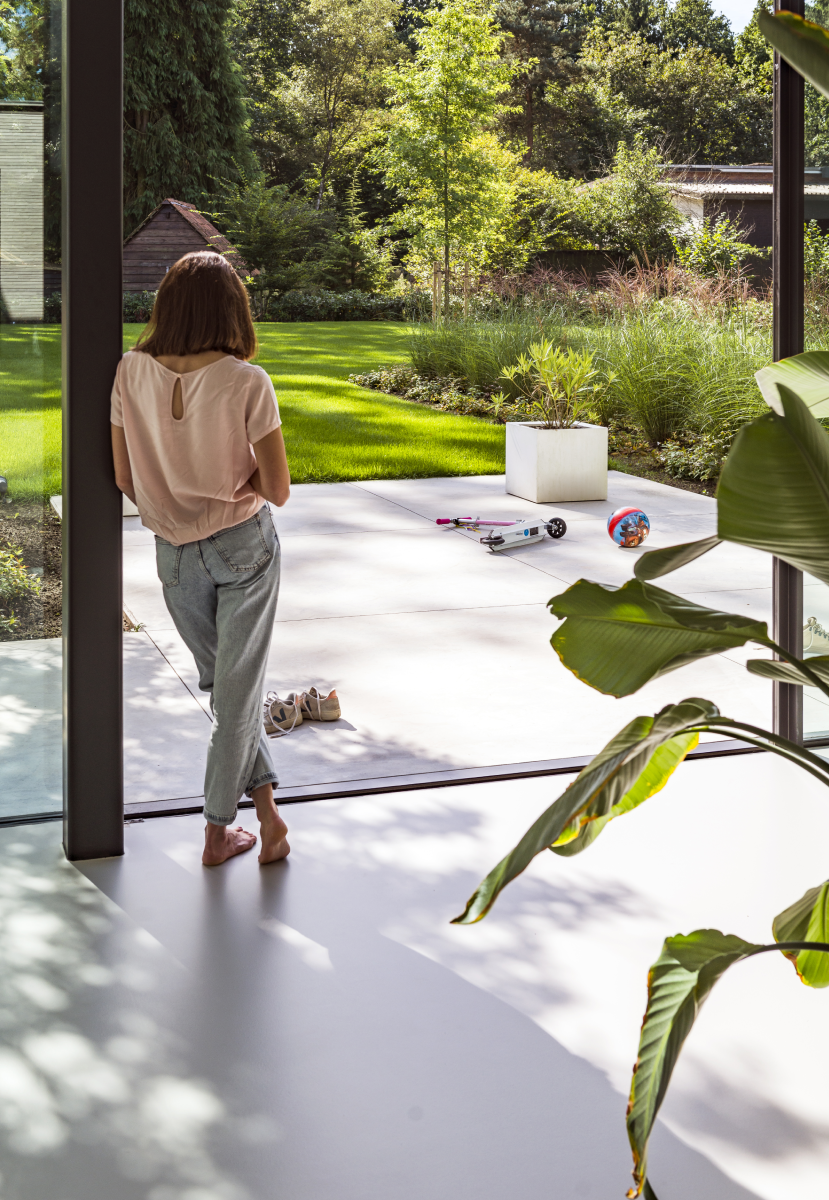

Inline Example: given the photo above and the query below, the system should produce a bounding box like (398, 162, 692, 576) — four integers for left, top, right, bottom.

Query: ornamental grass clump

(407, 306, 564, 388)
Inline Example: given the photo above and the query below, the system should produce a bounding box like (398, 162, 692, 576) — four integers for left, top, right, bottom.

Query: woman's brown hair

(134, 251, 257, 360)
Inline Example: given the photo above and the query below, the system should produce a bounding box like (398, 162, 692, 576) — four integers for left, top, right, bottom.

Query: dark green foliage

(227, 0, 313, 186)
(395, 0, 433, 51)
(123, 0, 257, 230)
(210, 178, 334, 314)
(734, 0, 772, 92)
(266, 289, 407, 321)
(663, 0, 735, 61)
(581, 29, 771, 165)
(316, 179, 395, 291)
(496, 0, 582, 164)
(122, 292, 158, 324)
(805, 0, 829, 164)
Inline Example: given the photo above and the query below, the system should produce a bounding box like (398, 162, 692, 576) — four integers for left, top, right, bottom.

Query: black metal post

(772, 0, 805, 745)
(62, 0, 124, 858)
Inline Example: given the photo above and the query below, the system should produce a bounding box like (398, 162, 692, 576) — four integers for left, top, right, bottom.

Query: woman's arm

(111, 423, 137, 504)
(251, 426, 291, 508)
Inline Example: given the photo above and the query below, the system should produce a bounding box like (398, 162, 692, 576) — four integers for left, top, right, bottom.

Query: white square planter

(505, 420, 608, 503)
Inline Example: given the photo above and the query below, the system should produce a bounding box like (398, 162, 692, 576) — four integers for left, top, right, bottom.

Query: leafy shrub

(265, 289, 407, 322)
(672, 214, 759, 276)
(0, 544, 40, 632)
(658, 429, 733, 480)
(804, 219, 829, 281)
(44, 291, 62, 322)
(123, 291, 157, 323)
(498, 342, 601, 428)
(349, 365, 504, 420)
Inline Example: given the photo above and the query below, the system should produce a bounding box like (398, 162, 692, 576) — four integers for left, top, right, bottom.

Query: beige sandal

(298, 687, 341, 721)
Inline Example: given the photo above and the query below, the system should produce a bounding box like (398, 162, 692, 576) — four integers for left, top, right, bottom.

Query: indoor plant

(455, 350, 829, 1198)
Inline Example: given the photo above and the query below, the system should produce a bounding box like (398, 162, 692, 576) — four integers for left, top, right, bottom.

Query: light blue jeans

(155, 505, 280, 825)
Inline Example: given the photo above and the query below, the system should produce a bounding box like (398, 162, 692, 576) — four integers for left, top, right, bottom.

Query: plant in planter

(454, 351, 829, 1198)
(497, 340, 610, 503)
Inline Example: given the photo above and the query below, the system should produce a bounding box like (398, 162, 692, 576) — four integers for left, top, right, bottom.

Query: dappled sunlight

(0, 828, 258, 1198)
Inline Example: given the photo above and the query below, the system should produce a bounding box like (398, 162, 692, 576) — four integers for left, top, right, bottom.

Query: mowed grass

(0, 321, 506, 499)
(0, 325, 62, 501)
(128, 320, 506, 483)
(256, 322, 504, 482)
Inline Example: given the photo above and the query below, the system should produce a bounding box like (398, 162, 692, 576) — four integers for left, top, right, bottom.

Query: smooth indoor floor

(1, 752, 828, 1199)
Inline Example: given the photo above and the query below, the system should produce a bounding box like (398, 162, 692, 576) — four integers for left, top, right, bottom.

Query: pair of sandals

(264, 687, 340, 736)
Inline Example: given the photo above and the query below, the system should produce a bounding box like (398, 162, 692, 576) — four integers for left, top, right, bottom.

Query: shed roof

(124, 199, 246, 272)
(667, 183, 829, 197)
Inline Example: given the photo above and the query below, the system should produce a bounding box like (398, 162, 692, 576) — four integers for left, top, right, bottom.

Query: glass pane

(0, 0, 62, 819)
(803, 575, 829, 739)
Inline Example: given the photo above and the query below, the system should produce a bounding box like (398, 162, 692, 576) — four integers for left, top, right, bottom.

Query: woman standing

(111, 251, 291, 866)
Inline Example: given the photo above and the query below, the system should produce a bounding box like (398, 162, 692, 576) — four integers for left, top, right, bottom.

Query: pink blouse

(111, 351, 282, 545)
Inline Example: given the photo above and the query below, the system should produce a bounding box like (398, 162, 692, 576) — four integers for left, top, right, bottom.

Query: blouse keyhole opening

(171, 378, 184, 421)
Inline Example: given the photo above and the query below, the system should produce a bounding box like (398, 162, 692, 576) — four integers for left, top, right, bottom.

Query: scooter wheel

(545, 518, 567, 539)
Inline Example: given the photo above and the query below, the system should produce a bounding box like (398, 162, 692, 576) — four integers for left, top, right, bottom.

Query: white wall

(0, 109, 43, 322)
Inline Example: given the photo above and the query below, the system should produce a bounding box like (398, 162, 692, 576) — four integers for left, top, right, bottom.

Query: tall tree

(124, 0, 257, 230)
(581, 28, 771, 162)
(227, 0, 312, 186)
(380, 0, 519, 311)
(289, 0, 404, 208)
(734, 0, 772, 92)
(496, 0, 582, 163)
(662, 0, 734, 61)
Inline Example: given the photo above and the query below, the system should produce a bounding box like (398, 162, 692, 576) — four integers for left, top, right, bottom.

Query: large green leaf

(773, 881, 829, 987)
(758, 9, 829, 101)
(453, 700, 829, 925)
(747, 655, 829, 693)
(633, 535, 722, 582)
(549, 578, 771, 697)
(626, 931, 762, 1197)
(718, 383, 829, 586)
(755, 351, 829, 418)
(627, 924, 829, 1197)
(452, 700, 716, 924)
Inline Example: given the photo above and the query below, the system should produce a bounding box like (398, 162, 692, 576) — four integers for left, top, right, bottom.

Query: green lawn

(0, 322, 505, 500)
(0, 326, 62, 501)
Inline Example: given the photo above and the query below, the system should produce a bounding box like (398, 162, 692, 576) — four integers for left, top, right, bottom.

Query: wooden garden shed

(123, 198, 245, 292)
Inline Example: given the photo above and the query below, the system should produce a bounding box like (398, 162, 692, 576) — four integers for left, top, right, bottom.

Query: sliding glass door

(0, 3, 62, 821)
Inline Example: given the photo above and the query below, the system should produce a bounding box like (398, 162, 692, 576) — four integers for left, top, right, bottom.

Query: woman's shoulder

(227, 358, 275, 392)
(120, 349, 153, 373)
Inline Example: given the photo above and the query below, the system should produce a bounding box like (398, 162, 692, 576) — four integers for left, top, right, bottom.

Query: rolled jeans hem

(245, 771, 279, 797)
(204, 809, 237, 826)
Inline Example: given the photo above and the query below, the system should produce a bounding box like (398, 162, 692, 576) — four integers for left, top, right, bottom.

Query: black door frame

(56, 0, 811, 858)
(62, 0, 124, 859)
(772, 0, 805, 745)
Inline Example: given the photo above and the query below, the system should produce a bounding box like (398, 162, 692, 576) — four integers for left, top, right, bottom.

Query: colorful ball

(608, 507, 650, 548)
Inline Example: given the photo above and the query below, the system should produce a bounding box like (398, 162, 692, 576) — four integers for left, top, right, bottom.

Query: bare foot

(252, 783, 291, 865)
(202, 823, 257, 866)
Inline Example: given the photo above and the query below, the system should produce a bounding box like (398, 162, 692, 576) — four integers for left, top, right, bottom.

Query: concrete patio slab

(353, 469, 716, 523)
(123, 633, 210, 806)
(0, 638, 61, 816)
(154, 600, 770, 791)
(1, 472, 778, 817)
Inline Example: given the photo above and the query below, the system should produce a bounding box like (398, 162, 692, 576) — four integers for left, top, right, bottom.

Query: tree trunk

(525, 86, 533, 165)
(316, 130, 334, 210)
